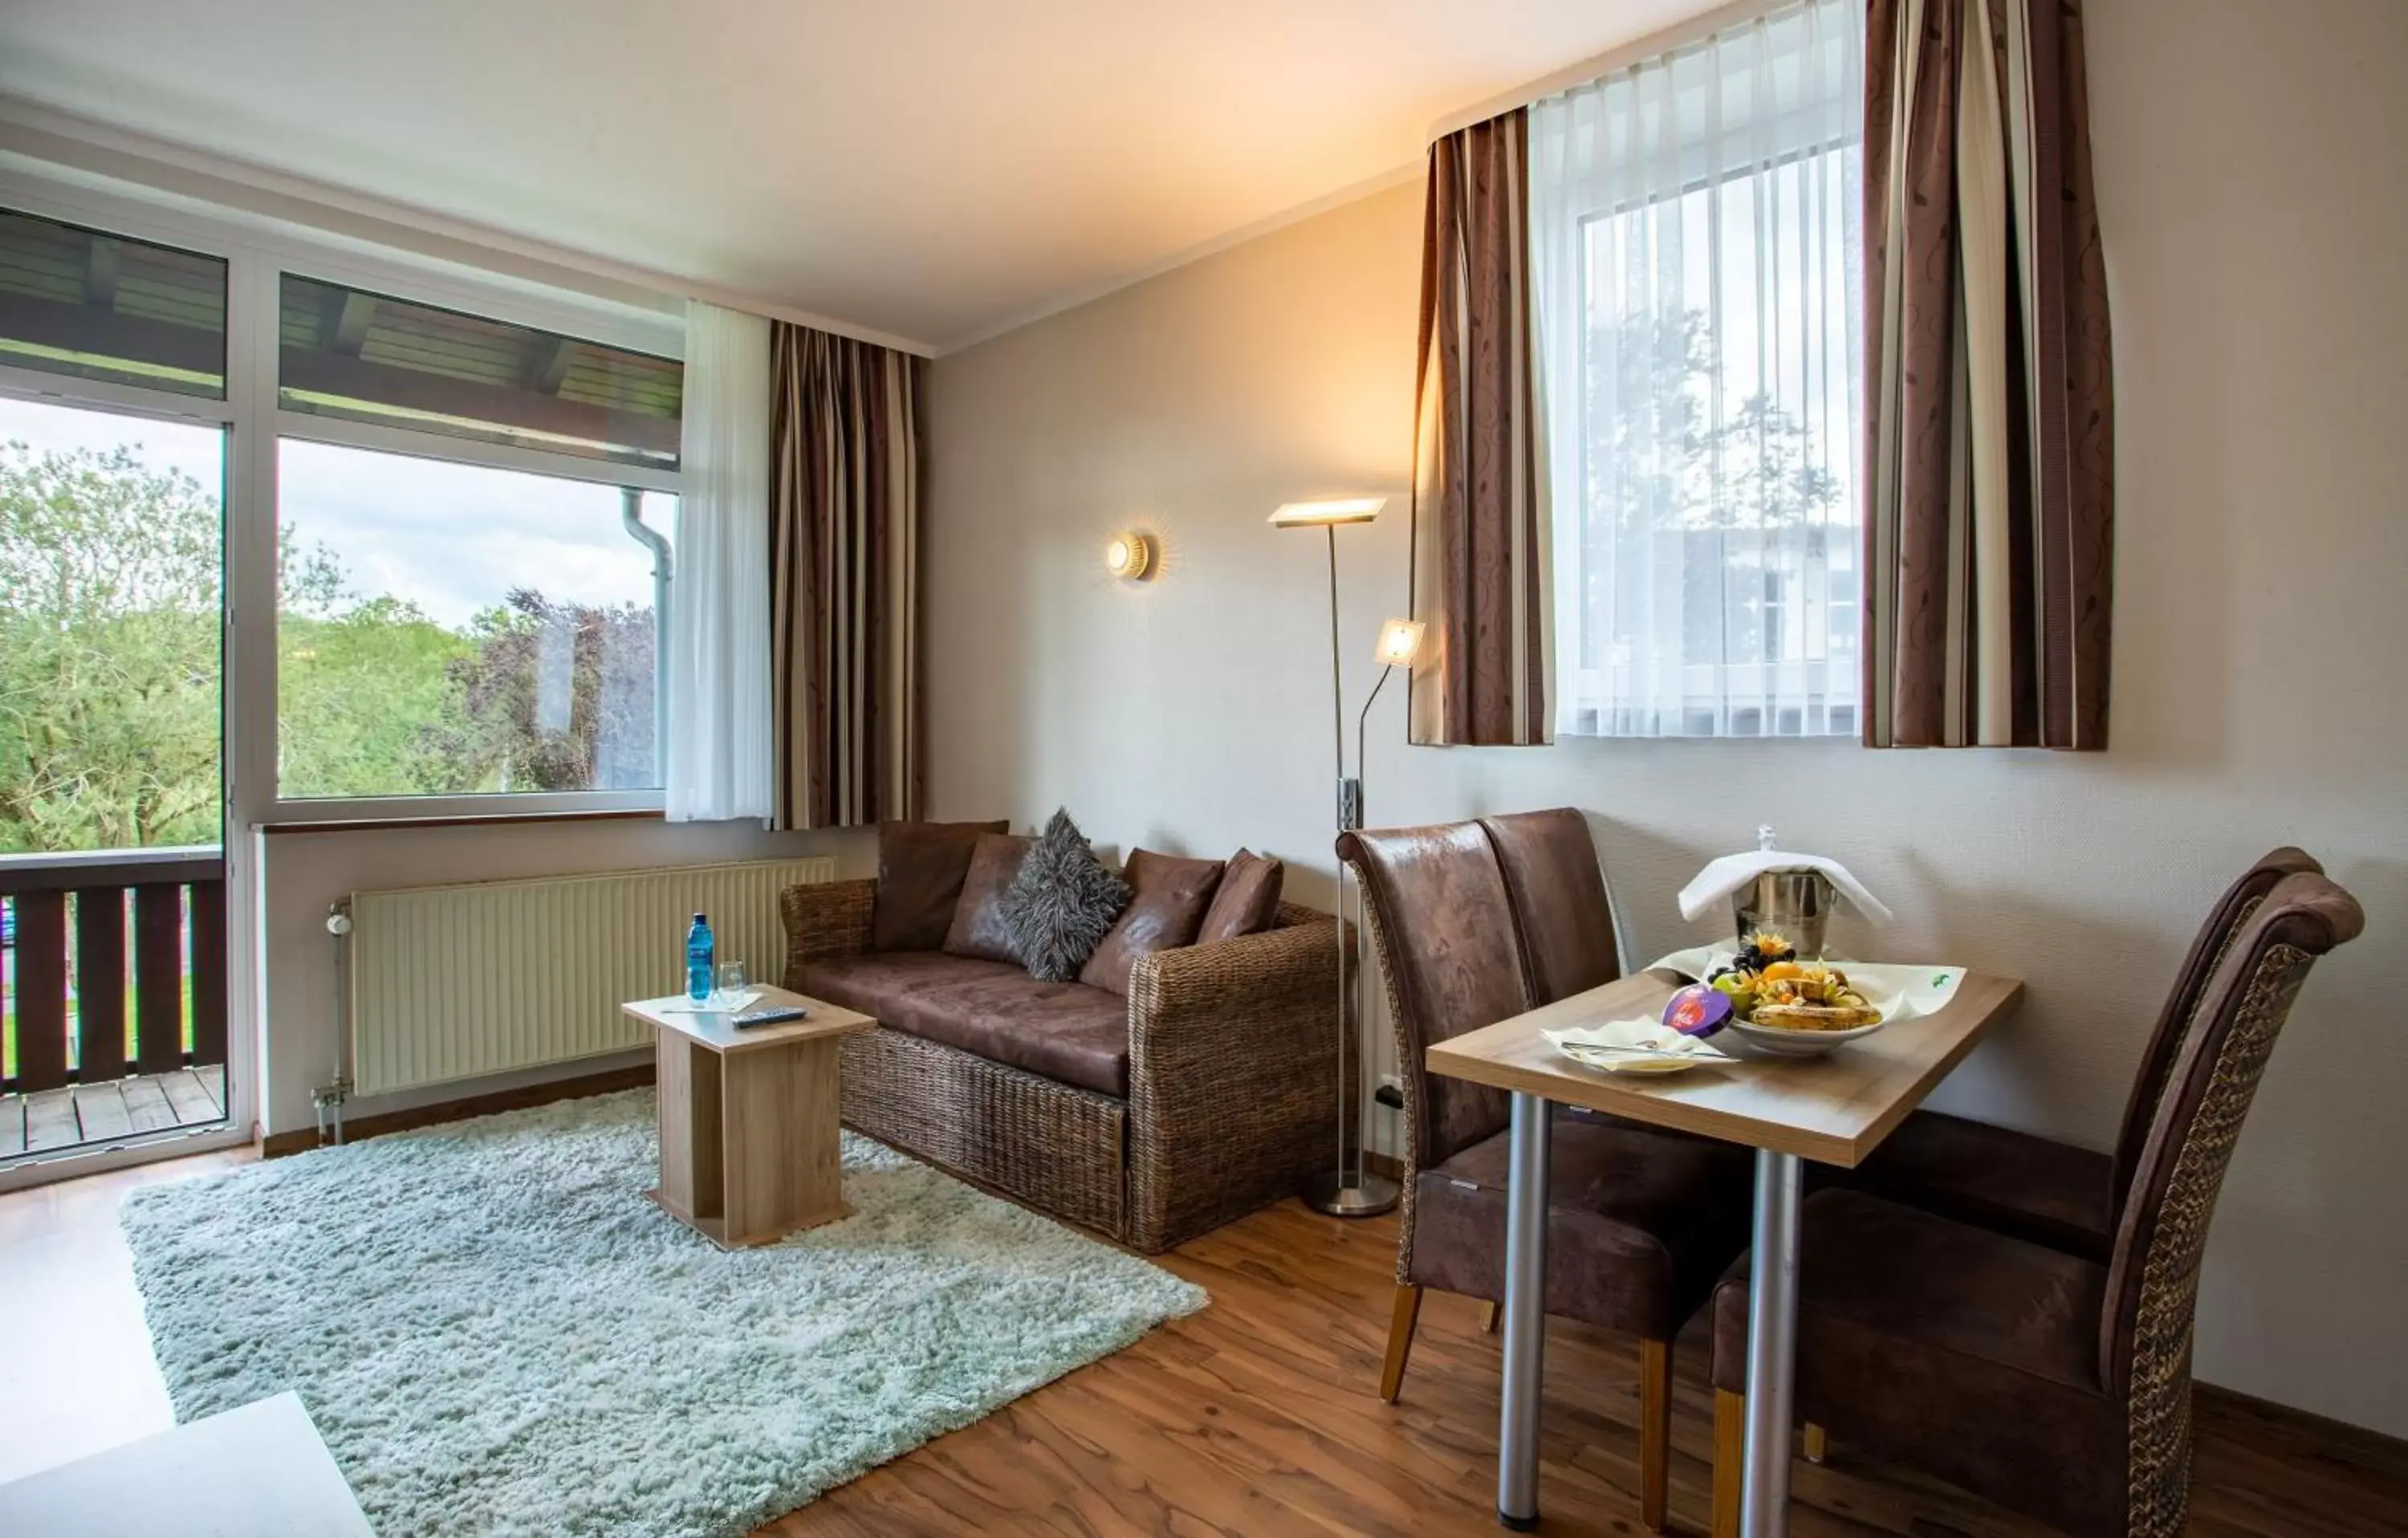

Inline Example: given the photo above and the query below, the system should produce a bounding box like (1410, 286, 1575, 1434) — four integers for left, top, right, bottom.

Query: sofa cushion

(942, 832, 1032, 964)
(799, 950, 1130, 1097)
(872, 819, 1007, 952)
(1080, 849, 1226, 995)
(1196, 848, 1283, 945)
(1003, 808, 1132, 983)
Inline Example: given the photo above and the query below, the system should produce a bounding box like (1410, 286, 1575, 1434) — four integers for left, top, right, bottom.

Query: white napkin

(1544, 1015, 1736, 1071)
(1676, 848, 1894, 925)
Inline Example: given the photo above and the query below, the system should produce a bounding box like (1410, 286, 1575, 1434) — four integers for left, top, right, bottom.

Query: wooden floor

(5, 1147, 2405, 1536)
(0, 1066, 224, 1157)
(767, 1201, 2408, 1537)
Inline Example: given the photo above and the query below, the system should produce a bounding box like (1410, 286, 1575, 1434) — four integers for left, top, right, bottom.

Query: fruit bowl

(1723, 1012, 1889, 1058)
(1703, 934, 1890, 1057)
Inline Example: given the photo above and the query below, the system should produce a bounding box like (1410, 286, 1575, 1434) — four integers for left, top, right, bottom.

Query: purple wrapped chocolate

(1662, 983, 1733, 1038)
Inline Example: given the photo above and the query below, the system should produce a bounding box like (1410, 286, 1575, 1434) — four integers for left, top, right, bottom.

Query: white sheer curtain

(1531, 0, 1865, 738)
(665, 299, 775, 821)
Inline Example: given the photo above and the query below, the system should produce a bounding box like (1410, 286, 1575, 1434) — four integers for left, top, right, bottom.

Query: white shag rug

(120, 1090, 1205, 1538)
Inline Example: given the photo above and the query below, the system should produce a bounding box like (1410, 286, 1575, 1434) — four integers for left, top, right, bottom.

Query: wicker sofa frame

(780, 878, 1339, 1252)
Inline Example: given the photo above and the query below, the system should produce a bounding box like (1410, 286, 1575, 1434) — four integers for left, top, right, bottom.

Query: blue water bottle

(685, 913, 714, 1003)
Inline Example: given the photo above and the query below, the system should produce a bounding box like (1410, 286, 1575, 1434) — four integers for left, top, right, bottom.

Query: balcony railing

(1, 847, 227, 1110)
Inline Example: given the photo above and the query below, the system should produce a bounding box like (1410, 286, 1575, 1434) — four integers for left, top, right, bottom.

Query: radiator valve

(311, 1078, 353, 1146)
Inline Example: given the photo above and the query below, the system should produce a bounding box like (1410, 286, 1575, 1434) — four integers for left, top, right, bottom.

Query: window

(0, 209, 227, 399)
(0, 394, 225, 852)
(1531, 0, 1863, 737)
(267, 275, 684, 808)
(276, 440, 673, 799)
(0, 187, 686, 826)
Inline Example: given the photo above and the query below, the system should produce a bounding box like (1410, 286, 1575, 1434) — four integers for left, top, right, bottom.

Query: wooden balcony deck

(0, 1066, 225, 1157)
(3, 847, 230, 1163)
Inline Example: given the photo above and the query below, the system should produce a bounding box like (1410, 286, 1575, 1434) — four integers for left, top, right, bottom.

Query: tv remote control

(732, 1006, 811, 1030)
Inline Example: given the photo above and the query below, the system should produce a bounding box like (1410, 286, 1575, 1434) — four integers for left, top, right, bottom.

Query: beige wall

(254, 821, 873, 1138)
(923, 0, 2408, 1435)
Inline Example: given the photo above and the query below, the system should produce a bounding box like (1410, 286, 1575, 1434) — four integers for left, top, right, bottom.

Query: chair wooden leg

(1379, 1284, 1423, 1403)
(1802, 1422, 1828, 1464)
(1479, 1299, 1500, 1334)
(1639, 1338, 1672, 1533)
(1711, 1389, 1746, 1538)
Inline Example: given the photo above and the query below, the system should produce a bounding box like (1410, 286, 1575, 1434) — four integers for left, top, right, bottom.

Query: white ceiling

(0, 0, 1719, 352)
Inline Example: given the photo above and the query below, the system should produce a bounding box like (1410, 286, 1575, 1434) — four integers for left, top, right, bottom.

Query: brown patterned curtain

(1408, 112, 1552, 747)
(768, 324, 922, 828)
(1863, 0, 2114, 748)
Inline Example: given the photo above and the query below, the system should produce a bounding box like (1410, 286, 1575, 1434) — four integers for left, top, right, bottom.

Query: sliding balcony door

(0, 210, 238, 1166)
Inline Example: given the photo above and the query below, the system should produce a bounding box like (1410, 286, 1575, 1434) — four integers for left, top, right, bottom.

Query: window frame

(0, 168, 688, 825)
(1544, 144, 1865, 740)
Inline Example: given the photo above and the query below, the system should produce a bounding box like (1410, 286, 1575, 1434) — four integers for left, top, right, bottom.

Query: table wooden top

(624, 984, 876, 1056)
(1426, 968, 2024, 1167)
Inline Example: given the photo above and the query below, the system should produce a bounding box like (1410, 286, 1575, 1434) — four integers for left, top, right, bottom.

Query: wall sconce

(1104, 530, 1153, 580)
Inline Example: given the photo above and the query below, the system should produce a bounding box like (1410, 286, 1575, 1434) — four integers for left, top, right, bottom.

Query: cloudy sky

(0, 394, 672, 628)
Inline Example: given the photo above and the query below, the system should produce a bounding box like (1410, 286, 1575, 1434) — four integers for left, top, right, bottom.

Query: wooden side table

(623, 985, 877, 1248)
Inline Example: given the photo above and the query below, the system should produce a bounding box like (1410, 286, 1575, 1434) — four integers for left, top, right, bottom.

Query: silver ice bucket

(1732, 870, 1835, 958)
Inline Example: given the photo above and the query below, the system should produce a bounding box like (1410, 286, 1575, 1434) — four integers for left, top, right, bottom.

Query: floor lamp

(1271, 498, 1421, 1219)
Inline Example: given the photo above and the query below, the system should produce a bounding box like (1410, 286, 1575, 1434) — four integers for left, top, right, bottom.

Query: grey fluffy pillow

(1002, 808, 1131, 982)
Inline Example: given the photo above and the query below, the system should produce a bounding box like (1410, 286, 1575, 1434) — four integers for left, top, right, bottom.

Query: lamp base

(1300, 1170, 1401, 1218)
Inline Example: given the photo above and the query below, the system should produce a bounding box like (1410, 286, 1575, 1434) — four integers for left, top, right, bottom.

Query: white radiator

(349, 856, 840, 1097)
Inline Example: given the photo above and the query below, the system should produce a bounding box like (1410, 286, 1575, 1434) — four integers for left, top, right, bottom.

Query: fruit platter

(1670, 931, 1901, 1058)
(1544, 934, 1967, 1072)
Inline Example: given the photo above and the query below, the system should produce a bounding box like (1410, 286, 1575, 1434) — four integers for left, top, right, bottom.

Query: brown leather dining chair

(1706, 869, 2363, 1538)
(1340, 808, 1754, 1533)
(1841, 847, 2324, 1262)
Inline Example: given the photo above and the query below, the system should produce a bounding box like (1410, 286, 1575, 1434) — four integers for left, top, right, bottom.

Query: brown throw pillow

(1196, 848, 1284, 944)
(1080, 849, 1226, 995)
(942, 832, 1032, 963)
(871, 819, 1008, 952)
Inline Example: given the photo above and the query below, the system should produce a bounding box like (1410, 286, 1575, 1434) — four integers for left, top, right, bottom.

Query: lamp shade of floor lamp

(1270, 498, 1402, 1219)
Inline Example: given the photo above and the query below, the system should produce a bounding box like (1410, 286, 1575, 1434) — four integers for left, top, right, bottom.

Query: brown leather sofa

(779, 824, 1336, 1253)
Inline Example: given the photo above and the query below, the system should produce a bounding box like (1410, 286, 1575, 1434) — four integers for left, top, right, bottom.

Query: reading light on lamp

(1374, 617, 1425, 668)
(1104, 531, 1152, 580)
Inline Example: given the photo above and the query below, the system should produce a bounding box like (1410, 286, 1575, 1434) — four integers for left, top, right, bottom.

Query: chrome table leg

(1498, 1092, 1551, 1530)
(1742, 1148, 1805, 1537)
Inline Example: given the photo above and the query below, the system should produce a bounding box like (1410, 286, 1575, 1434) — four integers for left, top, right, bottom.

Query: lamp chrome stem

(1299, 520, 1397, 1219)
(1326, 526, 1344, 783)
(1328, 524, 1345, 1202)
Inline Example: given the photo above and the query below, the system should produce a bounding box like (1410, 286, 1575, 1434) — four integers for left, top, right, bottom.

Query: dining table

(1426, 962, 2024, 1537)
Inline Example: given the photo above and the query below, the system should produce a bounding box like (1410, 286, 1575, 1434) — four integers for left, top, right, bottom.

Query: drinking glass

(714, 961, 749, 1006)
